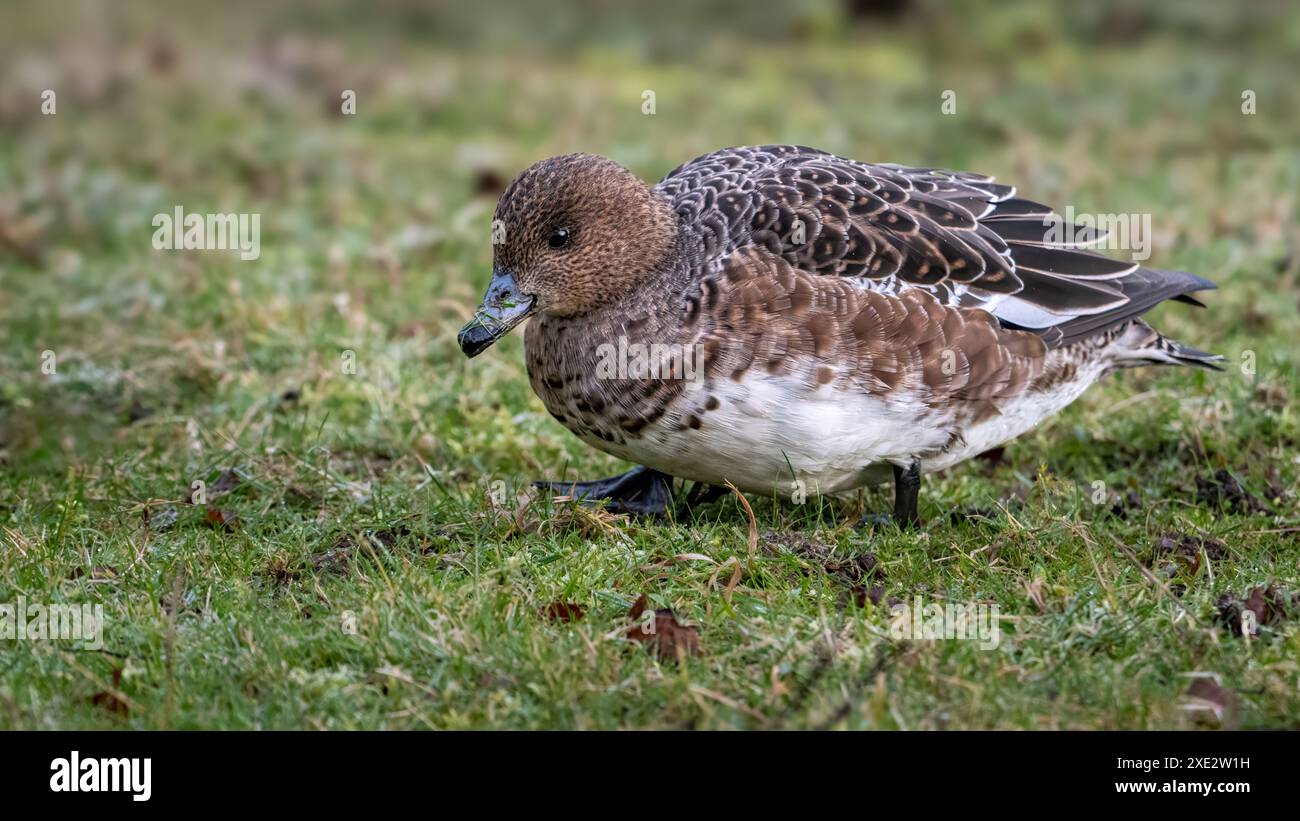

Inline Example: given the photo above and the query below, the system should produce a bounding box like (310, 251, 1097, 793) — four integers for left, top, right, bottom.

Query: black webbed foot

(533, 466, 674, 517)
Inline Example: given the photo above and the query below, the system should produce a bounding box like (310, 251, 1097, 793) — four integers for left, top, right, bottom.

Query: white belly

(925, 354, 1108, 473)
(585, 356, 1105, 496)
(595, 374, 952, 495)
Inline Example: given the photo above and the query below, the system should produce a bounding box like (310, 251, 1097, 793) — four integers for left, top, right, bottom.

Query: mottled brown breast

(524, 308, 696, 451)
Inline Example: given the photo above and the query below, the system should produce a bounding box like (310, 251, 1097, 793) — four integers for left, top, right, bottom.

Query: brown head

(458, 153, 677, 357)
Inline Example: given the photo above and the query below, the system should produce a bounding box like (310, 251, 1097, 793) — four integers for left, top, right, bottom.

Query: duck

(458, 145, 1220, 524)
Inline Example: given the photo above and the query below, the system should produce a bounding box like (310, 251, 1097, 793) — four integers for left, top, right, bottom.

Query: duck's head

(458, 153, 677, 357)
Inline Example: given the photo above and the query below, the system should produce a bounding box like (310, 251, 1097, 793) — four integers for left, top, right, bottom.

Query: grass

(1, 0, 1298, 729)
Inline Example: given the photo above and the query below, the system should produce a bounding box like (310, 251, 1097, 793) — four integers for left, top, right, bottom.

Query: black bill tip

(457, 321, 500, 358)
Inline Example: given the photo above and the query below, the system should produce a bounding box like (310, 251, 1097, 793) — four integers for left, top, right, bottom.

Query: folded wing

(658, 145, 1214, 348)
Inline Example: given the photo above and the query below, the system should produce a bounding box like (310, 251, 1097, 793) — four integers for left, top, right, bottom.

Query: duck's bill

(457, 270, 537, 357)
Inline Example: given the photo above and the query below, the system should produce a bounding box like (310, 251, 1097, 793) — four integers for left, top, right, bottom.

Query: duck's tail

(1110, 319, 1224, 371)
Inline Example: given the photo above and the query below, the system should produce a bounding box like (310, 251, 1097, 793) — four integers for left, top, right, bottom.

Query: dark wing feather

(1035, 268, 1218, 348)
(657, 145, 1214, 348)
(980, 197, 1055, 219)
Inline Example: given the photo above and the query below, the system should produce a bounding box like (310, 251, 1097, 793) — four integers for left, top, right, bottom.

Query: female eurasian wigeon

(459, 145, 1219, 524)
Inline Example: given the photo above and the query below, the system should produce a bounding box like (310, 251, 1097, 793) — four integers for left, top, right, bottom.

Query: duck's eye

(547, 228, 571, 249)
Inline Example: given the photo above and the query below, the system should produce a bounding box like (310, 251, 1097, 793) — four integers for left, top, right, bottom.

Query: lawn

(1, 0, 1298, 729)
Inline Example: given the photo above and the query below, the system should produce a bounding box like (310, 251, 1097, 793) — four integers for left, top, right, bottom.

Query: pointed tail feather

(1111, 320, 1224, 371)
(1157, 338, 1225, 371)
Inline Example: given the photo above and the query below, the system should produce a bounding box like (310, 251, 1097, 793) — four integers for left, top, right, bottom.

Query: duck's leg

(859, 460, 922, 529)
(533, 465, 674, 517)
(892, 461, 922, 528)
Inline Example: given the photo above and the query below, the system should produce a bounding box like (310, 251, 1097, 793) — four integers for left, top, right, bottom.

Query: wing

(657, 145, 1213, 348)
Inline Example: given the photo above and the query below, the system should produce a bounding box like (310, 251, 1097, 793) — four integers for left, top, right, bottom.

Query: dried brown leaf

(204, 508, 240, 530)
(1217, 585, 1292, 636)
(626, 594, 701, 660)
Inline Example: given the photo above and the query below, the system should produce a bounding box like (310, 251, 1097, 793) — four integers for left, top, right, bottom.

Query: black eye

(547, 228, 570, 249)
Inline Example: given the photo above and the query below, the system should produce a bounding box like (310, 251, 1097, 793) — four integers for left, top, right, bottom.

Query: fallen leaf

(671, 553, 716, 563)
(1217, 586, 1292, 636)
(722, 557, 743, 602)
(626, 594, 701, 660)
(204, 508, 240, 530)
